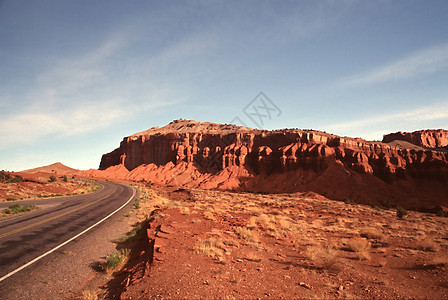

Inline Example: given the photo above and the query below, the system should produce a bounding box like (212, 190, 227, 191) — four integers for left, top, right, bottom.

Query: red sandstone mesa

(95, 120, 448, 211)
(383, 129, 448, 149)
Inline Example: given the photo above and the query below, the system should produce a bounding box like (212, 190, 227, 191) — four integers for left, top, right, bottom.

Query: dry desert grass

(114, 184, 448, 299)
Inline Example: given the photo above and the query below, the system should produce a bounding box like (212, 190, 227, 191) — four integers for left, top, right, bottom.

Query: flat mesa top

(130, 119, 261, 137)
(128, 120, 448, 152)
(129, 119, 377, 144)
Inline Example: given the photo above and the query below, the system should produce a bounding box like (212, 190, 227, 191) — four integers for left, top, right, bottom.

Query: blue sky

(1, 0, 448, 171)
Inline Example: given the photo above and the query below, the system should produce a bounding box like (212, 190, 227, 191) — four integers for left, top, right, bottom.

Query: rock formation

(383, 129, 448, 149)
(96, 120, 448, 211)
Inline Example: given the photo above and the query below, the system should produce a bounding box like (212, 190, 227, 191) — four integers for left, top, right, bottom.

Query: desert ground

(0, 163, 97, 204)
(88, 183, 448, 299)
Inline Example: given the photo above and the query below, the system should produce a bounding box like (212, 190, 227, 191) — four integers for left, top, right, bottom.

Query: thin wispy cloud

(1, 1, 447, 170)
(325, 102, 448, 140)
(0, 101, 124, 147)
(341, 43, 448, 86)
(0, 31, 193, 148)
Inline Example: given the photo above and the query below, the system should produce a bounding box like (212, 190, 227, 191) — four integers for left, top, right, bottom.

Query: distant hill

(22, 162, 79, 174)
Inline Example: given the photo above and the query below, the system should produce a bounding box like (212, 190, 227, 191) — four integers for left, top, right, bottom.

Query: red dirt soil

(0, 163, 92, 201)
(97, 185, 448, 299)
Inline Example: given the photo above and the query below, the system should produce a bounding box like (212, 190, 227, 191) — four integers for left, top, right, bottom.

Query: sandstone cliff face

(100, 120, 448, 183)
(98, 120, 448, 211)
(383, 129, 448, 149)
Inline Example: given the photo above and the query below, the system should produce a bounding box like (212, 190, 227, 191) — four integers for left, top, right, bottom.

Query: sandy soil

(104, 185, 448, 299)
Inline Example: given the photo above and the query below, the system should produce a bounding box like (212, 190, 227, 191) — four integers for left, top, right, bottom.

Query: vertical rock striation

(97, 120, 448, 210)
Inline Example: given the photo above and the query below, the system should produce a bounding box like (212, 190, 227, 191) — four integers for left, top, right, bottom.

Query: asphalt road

(0, 181, 136, 282)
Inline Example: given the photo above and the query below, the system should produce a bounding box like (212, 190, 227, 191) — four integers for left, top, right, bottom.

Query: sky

(1, 0, 448, 171)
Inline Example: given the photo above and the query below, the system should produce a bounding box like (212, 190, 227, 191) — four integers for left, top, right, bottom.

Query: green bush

(106, 252, 122, 269)
(133, 199, 140, 209)
(397, 207, 408, 219)
(3, 204, 36, 214)
(49, 175, 57, 182)
(0, 171, 23, 183)
(0, 170, 11, 183)
(436, 209, 446, 217)
(117, 226, 141, 244)
(10, 175, 23, 183)
(343, 198, 355, 205)
(103, 249, 131, 271)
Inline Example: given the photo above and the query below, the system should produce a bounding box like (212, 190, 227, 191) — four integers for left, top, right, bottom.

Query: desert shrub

(9, 175, 23, 183)
(257, 214, 271, 226)
(81, 289, 98, 300)
(346, 237, 371, 260)
(106, 253, 122, 269)
(360, 228, 385, 241)
(369, 202, 380, 210)
(133, 199, 140, 209)
(180, 206, 191, 215)
(103, 248, 130, 272)
(247, 216, 257, 228)
(62, 175, 68, 182)
(234, 227, 258, 243)
(278, 217, 292, 230)
(252, 214, 277, 233)
(431, 256, 448, 266)
(6, 198, 16, 201)
(379, 199, 392, 209)
(0, 171, 23, 183)
(0, 171, 11, 182)
(3, 204, 36, 214)
(415, 238, 439, 252)
(203, 211, 215, 220)
(194, 238, 226, 261)
(396, 207, 408, 219)
(305, 245, 339, 270)
(49, 175, 57, 182)
(436, 209, 446, 217)
(344, 198, 355, 205)
(117, 226, 142, 245)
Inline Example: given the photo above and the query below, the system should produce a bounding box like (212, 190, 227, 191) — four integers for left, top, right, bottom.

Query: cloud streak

(0, 101, 124, 147)
(324, 102, 448, 140)
(342, 43, 448, 86)
(0, 29, 195, 148)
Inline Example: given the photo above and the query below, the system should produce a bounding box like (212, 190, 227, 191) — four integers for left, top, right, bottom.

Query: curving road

(0, 181, 136, 283)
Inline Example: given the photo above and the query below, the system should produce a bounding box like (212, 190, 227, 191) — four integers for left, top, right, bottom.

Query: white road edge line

(0, 185, 136, 283)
